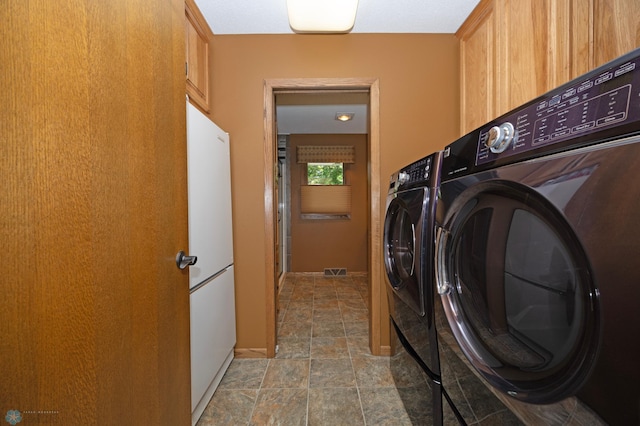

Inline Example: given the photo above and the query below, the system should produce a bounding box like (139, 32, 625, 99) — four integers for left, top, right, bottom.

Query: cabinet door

(498, 0, 560, 113)
(593, 0, 640, 67)
(458, 0, 497, 134)
(499, 0, 593, 111)
(185, 0, 212, 112)
(458, 0, 593, 134)
(565, 0, 594, 80)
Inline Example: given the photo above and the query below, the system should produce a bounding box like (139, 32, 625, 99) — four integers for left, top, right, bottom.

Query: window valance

(296, 145, 355, 163)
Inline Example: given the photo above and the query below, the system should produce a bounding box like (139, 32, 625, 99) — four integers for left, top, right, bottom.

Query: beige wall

(208, 34, 460, 351)
(289, 134, 368, 273)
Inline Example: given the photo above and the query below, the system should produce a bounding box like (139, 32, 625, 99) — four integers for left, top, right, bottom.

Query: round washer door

(435, 180, 599, 403)
(384, 189, 425, 316)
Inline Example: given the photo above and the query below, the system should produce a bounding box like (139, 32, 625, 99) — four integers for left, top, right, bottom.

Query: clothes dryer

(384, 152, 442, 423)
(434, 48, 640, 425)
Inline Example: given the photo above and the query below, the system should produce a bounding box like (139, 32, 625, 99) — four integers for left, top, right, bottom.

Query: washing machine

(434, 48, 640, 425)
(384, 152, 442, 424)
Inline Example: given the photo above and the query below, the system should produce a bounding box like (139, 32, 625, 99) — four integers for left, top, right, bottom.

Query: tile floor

(195, 273, 415, 425)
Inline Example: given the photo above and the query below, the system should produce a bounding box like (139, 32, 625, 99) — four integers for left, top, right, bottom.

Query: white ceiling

(277, 104, 369, 134)
(193, 0, 480, 35)
(193, 0, 480, 134)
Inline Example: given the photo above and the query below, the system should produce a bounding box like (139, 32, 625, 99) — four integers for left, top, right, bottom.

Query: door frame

(263, 77, 381, 357)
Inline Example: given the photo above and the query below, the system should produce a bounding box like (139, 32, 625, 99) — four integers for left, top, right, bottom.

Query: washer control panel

(389, 153, 440, 192)
(473, 50, 640, 166)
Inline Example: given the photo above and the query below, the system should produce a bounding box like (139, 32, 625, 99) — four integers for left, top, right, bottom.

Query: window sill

(301, 214, 351, 220)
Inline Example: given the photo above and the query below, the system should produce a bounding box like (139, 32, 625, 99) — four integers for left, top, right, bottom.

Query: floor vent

(324, 268, 347, 276)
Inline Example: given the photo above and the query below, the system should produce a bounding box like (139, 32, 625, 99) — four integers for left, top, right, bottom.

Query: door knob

(176, 250, 198, 270)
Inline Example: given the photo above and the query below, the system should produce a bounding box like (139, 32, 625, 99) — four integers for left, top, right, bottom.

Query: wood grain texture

(1, 0, 190, 424)
(263, 80, 277, 358)
(500, 0, 553, 113)
(234, 348, 269, 358)
(457, 0, 638, 136)
(368, 79, 381, 356)
(457, 0, 496, 133)
(573, 0, 595, 76)
(185, 0, 213, 112)
(594, 0, 640, 67)
(2, 1, 97, 420)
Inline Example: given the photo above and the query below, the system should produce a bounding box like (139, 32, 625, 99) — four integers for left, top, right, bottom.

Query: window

(297, 145, 354, 218)
(307, 162, 344, 185)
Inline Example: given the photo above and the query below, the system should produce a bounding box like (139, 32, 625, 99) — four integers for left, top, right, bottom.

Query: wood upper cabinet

(498, 0, 559, 112)
(458, 0, 591, 134)
(458, 0, 497, 133)
(457, 0, 639, 135)
(593, 0, 640, 67)
(185, 0, 213, 112)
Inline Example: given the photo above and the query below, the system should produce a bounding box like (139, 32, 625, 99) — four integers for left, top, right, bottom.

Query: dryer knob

(398, 171, 410, 185)
(485, 122, 515, 154)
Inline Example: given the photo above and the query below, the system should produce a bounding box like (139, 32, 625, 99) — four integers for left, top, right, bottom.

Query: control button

(398, 171, 410, 185)
(485, 122, 515, 154)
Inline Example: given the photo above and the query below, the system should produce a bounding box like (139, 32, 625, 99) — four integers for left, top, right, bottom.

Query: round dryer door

(384, 189, 425, 316)
(435, 180, 600, 404)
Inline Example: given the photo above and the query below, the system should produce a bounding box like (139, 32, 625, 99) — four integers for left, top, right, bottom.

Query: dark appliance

(434, 47, 640, 425)
(384, 152, 442, 424)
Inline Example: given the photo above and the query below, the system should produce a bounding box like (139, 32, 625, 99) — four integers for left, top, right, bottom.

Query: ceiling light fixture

(287, 0, 359, 34)
(335, 113, 355, 122)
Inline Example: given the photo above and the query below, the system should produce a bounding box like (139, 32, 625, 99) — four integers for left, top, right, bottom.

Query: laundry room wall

(207, 33, 460, 353)
(289, 133, 368, 273)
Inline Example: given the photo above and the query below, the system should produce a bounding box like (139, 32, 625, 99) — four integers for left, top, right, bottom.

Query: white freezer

(186, 101, 234, 289)
(186, 100, 236, 425)
(189, 266, 236, 418)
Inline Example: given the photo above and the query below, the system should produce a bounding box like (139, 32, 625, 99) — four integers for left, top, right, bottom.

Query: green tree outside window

(307, 163, 344, 185)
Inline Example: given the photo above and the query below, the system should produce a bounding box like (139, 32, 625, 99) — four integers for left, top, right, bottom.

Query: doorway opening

(263, 78, 381, 358)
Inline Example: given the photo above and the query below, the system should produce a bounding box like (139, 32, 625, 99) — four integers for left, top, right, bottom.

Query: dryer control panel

(441, 48, 640, 181)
